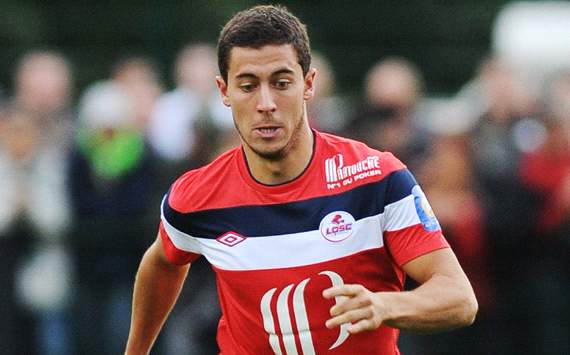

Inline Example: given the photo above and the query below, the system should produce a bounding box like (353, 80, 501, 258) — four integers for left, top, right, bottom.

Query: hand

(322, 284, 387, 334)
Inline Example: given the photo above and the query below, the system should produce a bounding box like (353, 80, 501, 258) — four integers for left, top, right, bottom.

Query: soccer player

(125, 5, 478, 354)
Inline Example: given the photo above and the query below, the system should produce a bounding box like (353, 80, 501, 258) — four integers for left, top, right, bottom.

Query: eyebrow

(235, 73, 257, 80)
(234, 67, 295, 81)
(271, 68, 295, 77)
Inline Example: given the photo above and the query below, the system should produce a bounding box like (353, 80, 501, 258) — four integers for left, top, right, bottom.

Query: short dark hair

(217, 5, 311, 83)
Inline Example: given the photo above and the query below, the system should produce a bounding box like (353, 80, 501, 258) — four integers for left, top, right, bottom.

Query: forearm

(381, 272, 477, 333)
(324, 249, 478, 334)
(125, 241, 190, 354)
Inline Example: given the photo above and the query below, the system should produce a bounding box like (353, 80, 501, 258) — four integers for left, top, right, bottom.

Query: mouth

(253, 125, 283, 138)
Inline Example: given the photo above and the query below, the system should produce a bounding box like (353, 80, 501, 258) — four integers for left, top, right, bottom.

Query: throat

(255, 158, 309, 185)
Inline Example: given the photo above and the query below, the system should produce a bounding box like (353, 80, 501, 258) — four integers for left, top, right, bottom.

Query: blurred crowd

(1, 33, 569, 355)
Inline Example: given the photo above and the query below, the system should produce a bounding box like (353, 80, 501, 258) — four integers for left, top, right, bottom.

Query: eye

(239, 83, 256, 93)
(274, 79, 291, 90)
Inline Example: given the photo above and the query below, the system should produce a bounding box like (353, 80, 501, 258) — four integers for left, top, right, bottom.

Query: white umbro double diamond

(216, 231, 247, 247)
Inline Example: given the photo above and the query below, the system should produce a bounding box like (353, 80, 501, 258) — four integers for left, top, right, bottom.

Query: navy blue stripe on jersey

(385, 168, 418, 205)
(163, 168, 417, 239)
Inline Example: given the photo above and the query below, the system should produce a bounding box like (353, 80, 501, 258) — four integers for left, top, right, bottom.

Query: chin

(252, 146, 287, 161)
(246, 139, 290, 160)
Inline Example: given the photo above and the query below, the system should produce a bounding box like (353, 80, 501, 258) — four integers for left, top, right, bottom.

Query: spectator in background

(401, 133, 494, 355)
(0, 50, 74, 355)
(112, 55, 164, 132)
(348, 57, 429, 170)
(306, 51, 351, 133)
(145, 47, 236, 354)
(420, 135, 491, 315)
(467, 56, 540, 261)
(11, 50, 74, 142)
(520, 70, 570, 236)
(148, 43, 236, 171)
(464, 55, 543, 354)
(68, 81, 157, 355)
(518, 70, 570, 354)
(150, 44, 226, 355)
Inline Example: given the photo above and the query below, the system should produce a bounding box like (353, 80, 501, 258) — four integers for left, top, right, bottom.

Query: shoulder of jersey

(167, 147, 242, 213)
(167, 133, 407, 213)
(318, 131, 406, 174)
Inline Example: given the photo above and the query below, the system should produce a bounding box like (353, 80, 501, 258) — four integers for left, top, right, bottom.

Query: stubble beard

(236, 109, 307, 162)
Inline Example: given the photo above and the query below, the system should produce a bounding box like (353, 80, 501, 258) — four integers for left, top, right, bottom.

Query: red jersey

(159, 131, 448, 354)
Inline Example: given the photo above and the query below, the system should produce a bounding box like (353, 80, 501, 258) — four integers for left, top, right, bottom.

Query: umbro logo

(216, 231, 247, 247)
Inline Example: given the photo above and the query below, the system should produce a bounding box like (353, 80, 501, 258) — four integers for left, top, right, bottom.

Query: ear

(216, 76, 231, 107)
(303, 68, 317, 101)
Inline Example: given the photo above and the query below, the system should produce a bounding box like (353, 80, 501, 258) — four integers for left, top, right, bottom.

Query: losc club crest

(319, 211, 355, 242)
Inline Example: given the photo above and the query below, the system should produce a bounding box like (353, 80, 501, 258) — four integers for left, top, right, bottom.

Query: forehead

(227, 44, 301, 79)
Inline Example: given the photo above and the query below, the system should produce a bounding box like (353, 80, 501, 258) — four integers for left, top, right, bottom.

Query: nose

(256, 85, 276, 113)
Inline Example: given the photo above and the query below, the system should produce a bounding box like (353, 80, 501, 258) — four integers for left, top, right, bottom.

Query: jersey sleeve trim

(382, 195, 419, 231)
(159, 222, 201, 265)
(380, 166, 447, 266)
(382, 168, 441, 233)
(160, 195, 202, 265)
(384, 224, 449, 267)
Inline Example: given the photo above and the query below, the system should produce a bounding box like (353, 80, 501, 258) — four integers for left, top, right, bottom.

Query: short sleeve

(381, 169, 449, 267)
(159, 222, 201, 265)
(159, 189, 202, 265)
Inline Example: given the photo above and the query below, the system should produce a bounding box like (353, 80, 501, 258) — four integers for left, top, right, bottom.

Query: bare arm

(125, 235, 191, 355)
(323, 248, 478, 334)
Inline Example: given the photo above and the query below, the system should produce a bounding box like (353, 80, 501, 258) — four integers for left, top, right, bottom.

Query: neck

(244, 123, 314, 185)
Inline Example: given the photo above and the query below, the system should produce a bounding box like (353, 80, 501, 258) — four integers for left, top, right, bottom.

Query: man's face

(17, 55, 71, 114)
(217, 44, 315, 160)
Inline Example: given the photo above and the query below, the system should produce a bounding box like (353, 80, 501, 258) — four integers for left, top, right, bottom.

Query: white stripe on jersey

(260, 288, 282, 355)
(293, 279, 315, 355)
(277, 284, 298, 354)
(162, 192, 422, 271)
(382, 195, 421, 232)
(161, 202, 204, 254)
(163, 213, 382, 270)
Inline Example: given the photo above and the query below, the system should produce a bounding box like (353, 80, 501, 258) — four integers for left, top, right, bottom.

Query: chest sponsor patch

(324, 154, 382, 190)
(411, 185, 440, 232)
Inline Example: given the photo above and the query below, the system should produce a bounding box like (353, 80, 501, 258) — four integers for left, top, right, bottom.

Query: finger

(322, 284, 363, 299)
(347, 318, 378, 334)
(330, 294, 371, 316)
(325, 308, 372, 329)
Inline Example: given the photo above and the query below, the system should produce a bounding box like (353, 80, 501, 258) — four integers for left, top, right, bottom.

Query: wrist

(374, 291, 413, 328)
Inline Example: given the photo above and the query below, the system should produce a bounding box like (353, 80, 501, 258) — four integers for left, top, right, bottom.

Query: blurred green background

(0, 0, 510, 96)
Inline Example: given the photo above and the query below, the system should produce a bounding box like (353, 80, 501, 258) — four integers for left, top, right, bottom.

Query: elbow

(458, 291, 478, 327)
